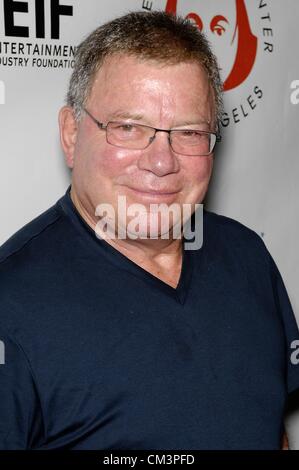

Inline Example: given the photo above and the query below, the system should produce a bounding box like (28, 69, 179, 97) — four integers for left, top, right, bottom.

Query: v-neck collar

(57, 186, 195, 305)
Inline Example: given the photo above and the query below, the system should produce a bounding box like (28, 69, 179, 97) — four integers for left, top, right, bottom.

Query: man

(0, 11, 298, 450)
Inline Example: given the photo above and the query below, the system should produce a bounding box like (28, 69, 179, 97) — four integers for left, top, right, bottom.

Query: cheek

(76, 135, 136, 181)
(184, 156, 213, 186)
(178, 157, 213, 206)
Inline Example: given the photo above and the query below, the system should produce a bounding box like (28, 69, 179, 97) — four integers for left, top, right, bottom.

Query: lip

(125, 186, 181, 195)
(120, 186, 180, 204)
(133, 189, 179, 195)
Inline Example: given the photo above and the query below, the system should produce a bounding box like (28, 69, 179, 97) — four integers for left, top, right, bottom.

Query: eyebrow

(108, 110, 211, 128)
(173, 119, 211, 127)
(108, 110, 145, 121)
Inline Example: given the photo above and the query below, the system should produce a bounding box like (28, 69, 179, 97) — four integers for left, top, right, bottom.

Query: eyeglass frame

(82, 107, 221, 156)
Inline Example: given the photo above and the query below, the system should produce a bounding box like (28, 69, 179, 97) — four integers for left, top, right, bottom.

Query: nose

(137, 131, 180, 177)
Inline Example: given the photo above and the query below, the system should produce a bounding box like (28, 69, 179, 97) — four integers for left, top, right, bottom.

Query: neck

(70, 186, 184, 287)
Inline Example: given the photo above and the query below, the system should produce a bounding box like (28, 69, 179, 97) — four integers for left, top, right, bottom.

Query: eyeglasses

(83, 108, 221, 156)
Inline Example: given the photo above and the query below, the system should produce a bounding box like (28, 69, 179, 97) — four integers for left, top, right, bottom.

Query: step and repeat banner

(1, 0, 299, 445)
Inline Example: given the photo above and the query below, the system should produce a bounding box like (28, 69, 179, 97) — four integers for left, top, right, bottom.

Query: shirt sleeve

(0, 329, 44, 449)
(269, 256, 299, 395)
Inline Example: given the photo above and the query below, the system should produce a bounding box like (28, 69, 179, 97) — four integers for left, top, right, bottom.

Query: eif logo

(0, 80, 5, 104)
(0, 340, 5, 365)
(2, 0, 73, 39)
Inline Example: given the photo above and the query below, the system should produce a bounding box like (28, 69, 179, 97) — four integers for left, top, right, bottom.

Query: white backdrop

(1, 0, 299, 448)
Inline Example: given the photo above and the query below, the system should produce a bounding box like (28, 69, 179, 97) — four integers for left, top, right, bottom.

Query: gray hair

(66, 10, 223, 127)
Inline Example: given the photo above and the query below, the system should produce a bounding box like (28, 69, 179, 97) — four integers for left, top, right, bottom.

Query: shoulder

(0, 188, 78, 271)
(203, 209, 272, 270)
(0, 194, 71, 301)
(204, 209, 266, 248)
(0, 195, 72, 334)
(0, 204, 62, 266)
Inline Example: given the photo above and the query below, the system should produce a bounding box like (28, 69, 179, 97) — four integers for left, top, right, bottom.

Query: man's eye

(111, 123, 142, 140)
(180, 130, 201, 138)
(184, 131, 197, 136)
(118, 124, 135, 132)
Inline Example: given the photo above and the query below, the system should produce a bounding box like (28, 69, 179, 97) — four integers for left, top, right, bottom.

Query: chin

(124, 212, 182, 242)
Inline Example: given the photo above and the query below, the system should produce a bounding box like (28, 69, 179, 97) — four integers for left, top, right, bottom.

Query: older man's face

(68, 54, 215, 238)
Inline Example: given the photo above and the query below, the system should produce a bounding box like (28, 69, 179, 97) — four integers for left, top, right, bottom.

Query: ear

(59, 106, 78, 169)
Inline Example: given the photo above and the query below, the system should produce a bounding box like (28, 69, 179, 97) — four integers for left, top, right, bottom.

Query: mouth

(124, 186, 181, 200)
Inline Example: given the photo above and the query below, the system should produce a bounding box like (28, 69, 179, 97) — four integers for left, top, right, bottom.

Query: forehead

(87, 54, 215, 123)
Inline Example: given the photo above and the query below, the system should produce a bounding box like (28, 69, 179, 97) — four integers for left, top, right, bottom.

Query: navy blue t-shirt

(0, 186, 299, 450)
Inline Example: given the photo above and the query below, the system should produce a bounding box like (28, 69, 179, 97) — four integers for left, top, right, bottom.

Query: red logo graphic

(165, 0, 258, 91)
